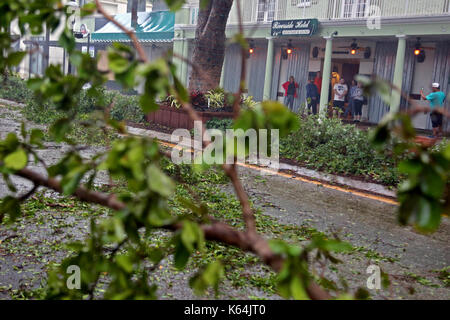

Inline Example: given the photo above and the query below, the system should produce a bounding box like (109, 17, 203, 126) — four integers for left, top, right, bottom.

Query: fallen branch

(13, 167, 330, 300)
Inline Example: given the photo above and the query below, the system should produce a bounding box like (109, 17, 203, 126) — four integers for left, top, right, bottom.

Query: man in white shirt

(333, 78, 348, 117)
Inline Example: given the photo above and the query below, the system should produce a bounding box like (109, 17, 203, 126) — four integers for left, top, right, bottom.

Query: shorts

(334, 100, 345, 112)
(430, 111, 443, 128)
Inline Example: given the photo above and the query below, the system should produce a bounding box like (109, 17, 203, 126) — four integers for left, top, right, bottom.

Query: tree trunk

(188, 0, 234, 92)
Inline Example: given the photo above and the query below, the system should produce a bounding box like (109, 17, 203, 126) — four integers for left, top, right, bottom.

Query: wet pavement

(0, 104, 449, 300)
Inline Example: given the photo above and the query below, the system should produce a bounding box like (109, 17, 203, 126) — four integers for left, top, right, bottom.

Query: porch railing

(201, 0, 450, 25)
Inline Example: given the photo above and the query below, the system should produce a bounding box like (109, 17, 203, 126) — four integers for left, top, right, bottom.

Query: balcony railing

(325, 0, 450, 20)
(202, 0, 450, 25)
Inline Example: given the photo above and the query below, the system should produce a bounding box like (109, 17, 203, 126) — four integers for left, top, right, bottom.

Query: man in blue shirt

(306, 77, 319, 115)
(421, 83, 446, 138)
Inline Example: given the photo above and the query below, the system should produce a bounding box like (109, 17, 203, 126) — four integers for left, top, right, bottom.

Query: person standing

(282, 76, 299, 111)
(306, 77, 319, 115)
(352, 82, 364, 122)
(330, 66, 340, 101)
(421, 82, 446, 138)
(333, 78, 348, 117)
(314, 71, 322, 98)
(344, 79, 357, 120)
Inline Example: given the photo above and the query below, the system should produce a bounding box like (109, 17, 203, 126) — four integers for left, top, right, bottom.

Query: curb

(126, 126, 397, 199)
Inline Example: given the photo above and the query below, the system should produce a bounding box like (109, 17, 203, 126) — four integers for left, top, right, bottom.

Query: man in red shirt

(282, 76, 299, 111)
(314, 71, 322, 96)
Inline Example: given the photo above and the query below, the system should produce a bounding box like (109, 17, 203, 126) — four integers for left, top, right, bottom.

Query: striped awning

(91, 11, 174, 43)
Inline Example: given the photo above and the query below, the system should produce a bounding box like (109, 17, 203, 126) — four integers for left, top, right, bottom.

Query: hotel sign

(271, 19, 319, 37)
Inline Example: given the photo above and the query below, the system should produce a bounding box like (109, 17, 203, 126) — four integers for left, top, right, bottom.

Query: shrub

(24, 98, 62, 124)
(0, 74, 33, 103)
(162, 89, 255, 111)
(109, 92, 145, 123)
(0, 76, 145, 125)
(280, 115, 401, 185)
(205, 118, 234, 131)
(76, 87, 108, 114)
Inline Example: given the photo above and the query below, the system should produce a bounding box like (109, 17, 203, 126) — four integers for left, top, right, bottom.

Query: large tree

(188, 0, 234, 92)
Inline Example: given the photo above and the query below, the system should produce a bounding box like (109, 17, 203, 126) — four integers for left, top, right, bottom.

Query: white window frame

(341, 0, 369, 19)
(190, 6, 199, 25)
(257, 0, 278, 23)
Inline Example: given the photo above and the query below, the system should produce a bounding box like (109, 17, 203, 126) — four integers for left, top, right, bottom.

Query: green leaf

(420, 167, 445, 199)
(180, 220, 202, 252)
(139, 94, 159, 113)
(0, 196, 21, 222)
(61, 166, 87, 195)
(7, 51, 26, 66)
(311, 237, 353, 253)
(108, 47, 131, 74)
(199, 0, 210, 9)
(398, 159, 422, 175)
(172, 75, 189, 103)
(29, 129, 44, 146)
(49, 118, 71, 142)
(164, 0, 185, 11)
(4, 148, 28, 171)
(189, 261, 224, 296)
(59, 28, 76, 52)
(290, 276, 309, 300)
(147, 164, 175, 197)
(415, 197, 441, 232)
(443, 143, 450, 160)
(80, 2, 96, 17)
(27, 78, 44, 91)
(173, 237, 190, 270)
(116, 254, 134, 273)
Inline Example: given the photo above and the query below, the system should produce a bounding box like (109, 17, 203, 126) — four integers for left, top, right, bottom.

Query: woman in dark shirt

(282, 76, 299, 111)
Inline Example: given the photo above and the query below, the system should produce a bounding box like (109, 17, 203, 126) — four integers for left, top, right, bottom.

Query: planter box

(146, 104, 233, 130)
(414, 136, 438, 148)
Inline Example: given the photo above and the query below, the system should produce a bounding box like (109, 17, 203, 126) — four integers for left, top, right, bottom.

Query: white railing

(328, 0, 450, 20)
(188, 0, 450, 25)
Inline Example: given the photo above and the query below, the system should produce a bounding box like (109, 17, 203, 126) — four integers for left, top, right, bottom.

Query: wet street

(0, 104, 449, 300)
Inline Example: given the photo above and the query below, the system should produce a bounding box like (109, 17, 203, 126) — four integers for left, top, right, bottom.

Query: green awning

(91, 11, 174, 43)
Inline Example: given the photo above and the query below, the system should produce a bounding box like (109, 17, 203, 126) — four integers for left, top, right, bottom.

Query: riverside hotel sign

(271, 19, 319, 37)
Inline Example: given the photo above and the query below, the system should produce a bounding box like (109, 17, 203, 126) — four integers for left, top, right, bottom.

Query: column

(219, 60, 225, 88)
(319, 36, 333, 118)
(172, 30, 186, 83)
(391, 35, 406, 113)
(263, 37, 274, 101)
(181, 39, 189, 85)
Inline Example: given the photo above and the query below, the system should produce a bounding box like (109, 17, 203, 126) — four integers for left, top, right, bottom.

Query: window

(190, 7, 199, 25)
(342, 0, 368, 18)
(257, 0, 277, 22)
(291, 0, 311, 8)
